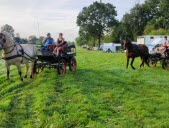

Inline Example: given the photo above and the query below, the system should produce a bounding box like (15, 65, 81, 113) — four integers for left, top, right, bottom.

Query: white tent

(102, 43, 121, 52)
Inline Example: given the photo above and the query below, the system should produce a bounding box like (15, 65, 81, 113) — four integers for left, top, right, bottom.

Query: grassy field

(0, 48, 169, 128)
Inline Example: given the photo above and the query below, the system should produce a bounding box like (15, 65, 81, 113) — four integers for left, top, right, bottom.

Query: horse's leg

(16, 63, 23, 81)
(126, 57, 130, 69)
(24, 63, 29, 78)
(30, 62, 34, 78)
(5, 64, 10, 79)
(145, 55, 150, 67)
(131, 58, 136, 70)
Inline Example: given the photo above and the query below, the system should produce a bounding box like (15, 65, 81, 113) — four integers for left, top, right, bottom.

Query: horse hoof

(30, 75, 33, 79)
(24, 75, 27, 78)
(21, 78, 23, 81)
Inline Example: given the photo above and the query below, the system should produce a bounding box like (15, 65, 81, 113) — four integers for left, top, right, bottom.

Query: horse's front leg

(16, 63, 23, 81)
(126, 57, 130, 69)
(131, 57, 136, 70)
(24, 63, 29, 78)
(5, 64, 10, 79)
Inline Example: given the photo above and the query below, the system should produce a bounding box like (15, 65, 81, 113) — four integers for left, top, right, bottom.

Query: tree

(38, 36, 45, 44)
(77, 1, 118, 47)
(144, 24, 155, 35)
(121, 0, 161, 40)
(1, 24, 15, 37)
(75, 36, 88, 46)
(149, 28, 169, 35)
(29, 35, 38, 44)
(156, 0, 169, 30)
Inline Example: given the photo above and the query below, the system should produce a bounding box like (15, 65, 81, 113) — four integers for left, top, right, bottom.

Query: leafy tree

(38, 36, 45, 44)
(156, 0, 169, 30)
(1, 24, 15, 37)
(29, 35, 38, 44)
(144, 24, 155, 35)
(149, 28, 169, 35)
(75, 36, 88, 46)
(77, 1, 118, 47)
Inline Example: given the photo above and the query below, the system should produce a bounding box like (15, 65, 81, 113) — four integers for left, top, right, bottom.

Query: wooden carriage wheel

(57, 59, 66, 75)
(69, 57, 77, 72)
(148, 58, 157, 68)
(162, 57, 169, 70)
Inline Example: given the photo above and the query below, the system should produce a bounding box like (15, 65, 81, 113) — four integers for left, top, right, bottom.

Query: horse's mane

(2, 31, 14, 42)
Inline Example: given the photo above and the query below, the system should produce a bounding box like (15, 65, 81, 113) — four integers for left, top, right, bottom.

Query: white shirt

(164, 39, 169, 45)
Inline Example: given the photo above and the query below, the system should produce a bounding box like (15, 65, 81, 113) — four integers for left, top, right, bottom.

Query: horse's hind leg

(5, 64, 10, 79)
(131, 58, 136, 70)
(16, 63, 23, 81)
(24, 63, 29, 78)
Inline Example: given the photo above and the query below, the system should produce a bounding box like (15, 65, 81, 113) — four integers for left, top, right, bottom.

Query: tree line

(76, 0, 169, 46)
(0, 24, 44, 44)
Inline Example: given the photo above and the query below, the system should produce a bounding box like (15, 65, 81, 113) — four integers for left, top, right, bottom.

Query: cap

(47, 33, 51, 36)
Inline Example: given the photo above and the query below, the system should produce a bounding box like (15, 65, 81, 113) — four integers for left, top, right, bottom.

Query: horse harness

(0, 33, 34, 61)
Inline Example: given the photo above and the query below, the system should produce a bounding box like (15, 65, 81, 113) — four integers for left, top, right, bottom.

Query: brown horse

(123, 39, 150, 69)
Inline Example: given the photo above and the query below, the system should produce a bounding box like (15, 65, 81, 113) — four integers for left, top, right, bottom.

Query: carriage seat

(62, 45, 76, 54)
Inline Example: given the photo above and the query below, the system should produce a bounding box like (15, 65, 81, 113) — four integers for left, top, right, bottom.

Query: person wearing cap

(53, 33, 67, 56)
(164, 36, 169, 46)
(41, 33, 55, 51)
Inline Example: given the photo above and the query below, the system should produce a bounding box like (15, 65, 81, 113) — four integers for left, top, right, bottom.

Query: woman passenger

(53, 33, 67, 56)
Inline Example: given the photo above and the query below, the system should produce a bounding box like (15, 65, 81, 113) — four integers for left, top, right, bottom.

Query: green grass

(0, 48, 169, 128)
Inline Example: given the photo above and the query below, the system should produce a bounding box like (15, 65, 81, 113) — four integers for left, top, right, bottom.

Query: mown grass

(0, 48, 169, 128)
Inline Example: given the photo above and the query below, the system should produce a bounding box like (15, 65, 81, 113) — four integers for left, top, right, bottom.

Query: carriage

(148, 45, 169, 69)
(35, 44, 77, 75)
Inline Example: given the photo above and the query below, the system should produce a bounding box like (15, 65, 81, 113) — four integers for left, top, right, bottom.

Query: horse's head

(123, 40, 127, 50)
(123, 38, 131, 50)
(0, 33, 6, 50)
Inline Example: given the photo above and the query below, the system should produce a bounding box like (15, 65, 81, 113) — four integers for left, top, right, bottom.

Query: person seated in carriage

(53, 33, 67, 56)
(41, 33, 55, 51)
(162, 36, 169, 56)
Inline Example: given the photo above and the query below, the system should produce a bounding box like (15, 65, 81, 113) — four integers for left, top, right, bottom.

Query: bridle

(0, 33, 16, 54)
(0, 33, 6, 48)
(123, 42, 127, 50)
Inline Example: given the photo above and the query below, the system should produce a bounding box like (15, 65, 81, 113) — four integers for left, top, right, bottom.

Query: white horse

(0, 31, 37, 81)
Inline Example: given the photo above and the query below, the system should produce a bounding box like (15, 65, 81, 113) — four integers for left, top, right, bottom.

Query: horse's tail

(32, 45, 37, 74)
(33, 59, 37, 74)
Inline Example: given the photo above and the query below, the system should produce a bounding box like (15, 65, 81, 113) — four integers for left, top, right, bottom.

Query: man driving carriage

(153, 36, 169, 55)
(41, 33, 55, 51)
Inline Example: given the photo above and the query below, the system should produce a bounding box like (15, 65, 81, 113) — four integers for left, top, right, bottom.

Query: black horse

(123, 39, 150, 69)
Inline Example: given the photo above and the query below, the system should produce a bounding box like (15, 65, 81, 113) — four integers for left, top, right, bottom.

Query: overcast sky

(0, 0, 145, 41)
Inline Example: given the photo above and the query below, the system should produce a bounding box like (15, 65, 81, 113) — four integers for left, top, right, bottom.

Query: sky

(0, 0, 145, 41)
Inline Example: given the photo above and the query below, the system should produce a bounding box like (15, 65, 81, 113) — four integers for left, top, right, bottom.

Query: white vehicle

(102, 43, 121, 52)
(137, 35, 169, 46)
